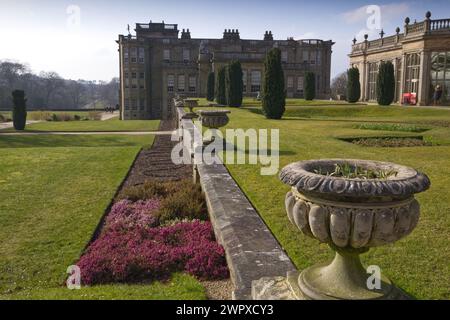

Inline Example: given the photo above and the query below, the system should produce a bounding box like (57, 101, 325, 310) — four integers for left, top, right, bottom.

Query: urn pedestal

(252, 159, 430, 300)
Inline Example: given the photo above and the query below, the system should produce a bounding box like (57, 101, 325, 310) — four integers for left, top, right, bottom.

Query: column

(418, 50, 430, 106)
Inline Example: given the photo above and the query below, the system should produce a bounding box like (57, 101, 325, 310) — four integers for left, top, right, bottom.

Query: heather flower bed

(77, 179, 228, 286)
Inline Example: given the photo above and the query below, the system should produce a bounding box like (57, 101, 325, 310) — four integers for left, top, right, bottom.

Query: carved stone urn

(198, 110, 231, 129)
(182, 99, 200, 119)
(279, 159, 430, 300)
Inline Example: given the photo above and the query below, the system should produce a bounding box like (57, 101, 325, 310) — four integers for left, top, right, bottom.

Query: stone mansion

(349, 11, 450, 105)
(117, 22, 334, 120)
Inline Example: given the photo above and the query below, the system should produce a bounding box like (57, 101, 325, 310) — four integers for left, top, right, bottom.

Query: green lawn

(2, 118, 161, 132)
(0, 134, 206, 300)
(194, 102, 450, 299)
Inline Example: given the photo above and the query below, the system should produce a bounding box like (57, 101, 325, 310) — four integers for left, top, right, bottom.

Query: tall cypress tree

(304, 72, 316, 101)
(226, 60, 244, 107)
(262, 48, 285, 119)
(347, 67, 361, 103)
(215, 66, 227, 105)
(376, 61, 395, 106)
(12, 90, 27, 131)
(206, 72, 215, 101)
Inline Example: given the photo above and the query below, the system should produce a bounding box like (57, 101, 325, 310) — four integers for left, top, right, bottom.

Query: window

(368, 62, 379, 101)
(178, 74, 185, 92)
(139, 72, 145, 79)
(131, 47, 137, 63)
(163, 49, 170, 62)
(167, 74, 174, 92)
(297, 76, 304, 93)
(138, 47, 145, 63)
(281, 51, 288, 63)
(124, 72, 129, 79)
(302, 50, 309, 63)
(131, 99, 137, 110)
(310, 51, 316, 65)
(189, 76, 196, 92)
(317, 51, 322, 66)
(125, 79, 129, 89)
(431, 52, 450, 101)
(139, 98, 145, 111)
(317, 75, 321, 91)
(124, 99, 130, 110)
(405, 53, 420, 94)
(242, 70, 247, 92)
(183, 49, 190, 62)
(124, 48, 129, 63)
(287, 76, 294, 89)
(131, 79, 137, 89)
(251, 70, 261, 93)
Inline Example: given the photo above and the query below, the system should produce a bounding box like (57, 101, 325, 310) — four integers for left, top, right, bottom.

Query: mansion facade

(349, 11, 450, 105)
(117, 22, 334, 120)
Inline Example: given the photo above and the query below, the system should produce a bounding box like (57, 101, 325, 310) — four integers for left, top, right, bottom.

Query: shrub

(304, 72, 316, 101)
(77, 221, 228, 284)
(376, 61, 395, 106)
(347, 67, 361, 103)
(155, 186, 207, 224)
(59, 113, 72, 121)
(262, 48, 286, 119)
(225, 60, 243, 107)
(105, 199, 160, 231)
(29, 111, 51, 121)
(12, 90, 27, 130)
(206, 72, 215, 102)
(74, 114, 81, 121)
(215, 66, 227, 105)
(118, 180, 184, 202)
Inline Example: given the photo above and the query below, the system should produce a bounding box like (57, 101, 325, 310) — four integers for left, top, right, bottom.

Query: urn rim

(280, 159, 430, 197)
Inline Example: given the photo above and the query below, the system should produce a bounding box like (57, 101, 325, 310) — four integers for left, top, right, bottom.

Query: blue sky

(1, 0, 448, 81)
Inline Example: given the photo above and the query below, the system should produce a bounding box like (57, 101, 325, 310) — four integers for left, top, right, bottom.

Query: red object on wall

(410, 93, 417, 105)
(402, 93, 417, 105)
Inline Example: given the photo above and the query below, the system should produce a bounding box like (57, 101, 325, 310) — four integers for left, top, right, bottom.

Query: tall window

(395, 58, 402, 102)
(405, 53, 420, 94)
(368, 62, 379, 101)
(178, 75, 185, 92)
(167, 74, 174, 92)
(131, 47, 137, 63)
(251, 70, 261, 93)
(310, 51, 316, 65)
(302, 50, 309, 63)
(287, 76, 294, 89)
(430, 52, 450, 100)
(138, 47, 145, 63)
(124, 48, 129, 63)
(242, 70, 247, 93)
(183, 49, 190, 62)
(189, 76, 196, 92)
(139, 98, 145, 111)
(297, 76, 304, 93)
(317, 51, 322, 66)
(281, 51, 288, 63)
(163, 49, 170, 62)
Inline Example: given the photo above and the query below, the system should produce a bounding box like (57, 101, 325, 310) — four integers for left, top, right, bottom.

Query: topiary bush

(347, 67, 361, 103)
(12, 90, 27, 130)
(207, 72, 215, 102)
(215, 66, 227, 105)
(225, 60, 243, 107)
(304, 72, 316, 101)
(77, 221, 228, 284)
(376, 61, 395, 106)
(262, 48, 286, 119)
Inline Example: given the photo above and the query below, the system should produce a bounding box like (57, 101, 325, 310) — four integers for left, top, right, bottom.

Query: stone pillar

(418, 50, 431, 106)
(400, 53, 407, 103)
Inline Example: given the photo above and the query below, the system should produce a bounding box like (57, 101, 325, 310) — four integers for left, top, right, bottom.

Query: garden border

(176, 107, 296, 300)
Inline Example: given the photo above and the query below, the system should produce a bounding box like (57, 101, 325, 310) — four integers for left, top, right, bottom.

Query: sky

(0, 0, 448, 81)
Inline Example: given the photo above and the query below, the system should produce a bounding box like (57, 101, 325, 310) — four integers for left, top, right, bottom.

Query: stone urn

(280, 159, 430, 300)
(184, 99, 199, 114)
(198, 110, 231, 145)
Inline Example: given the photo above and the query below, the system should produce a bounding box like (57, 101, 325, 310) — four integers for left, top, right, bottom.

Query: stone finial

(352, 37, 357, 45)
(396, 27, 400, 34)
(426, 11, 431, 19)
(379, 29, 385, 38)
(364, 34, 368, 41)
(405, 17, 410, 24)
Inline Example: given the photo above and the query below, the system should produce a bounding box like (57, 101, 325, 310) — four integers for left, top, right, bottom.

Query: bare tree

(39, 71, 64, 107)
(67, 80, 86, 108)
(331, 72, 348, 100)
